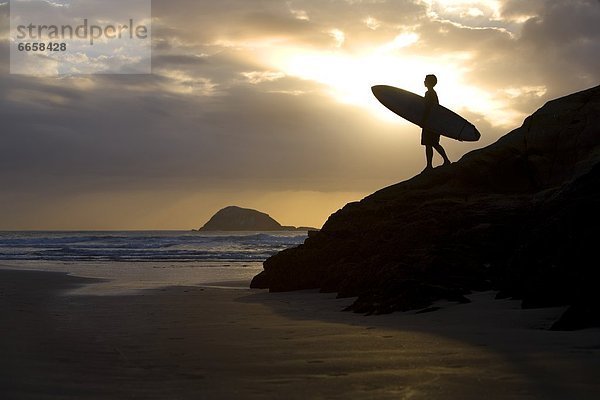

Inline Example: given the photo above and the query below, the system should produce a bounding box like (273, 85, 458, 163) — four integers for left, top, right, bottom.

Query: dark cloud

(500, 0, 545, 20)
(405, 0, 600, 105)
(152, 54, 209, 67)
(516, 0, 600, 92)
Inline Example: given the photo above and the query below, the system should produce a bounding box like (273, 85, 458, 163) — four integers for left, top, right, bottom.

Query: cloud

(500, 0, 545, 21)
(241, 70, 286, 84)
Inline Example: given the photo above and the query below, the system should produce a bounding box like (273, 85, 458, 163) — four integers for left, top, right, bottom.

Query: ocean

(0, 231, 307, 294)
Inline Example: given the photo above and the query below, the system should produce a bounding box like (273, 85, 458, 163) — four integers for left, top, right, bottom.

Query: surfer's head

(424, 74, 437, 89)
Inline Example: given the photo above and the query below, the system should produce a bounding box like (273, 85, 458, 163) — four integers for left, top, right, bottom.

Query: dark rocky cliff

(251, 85, 600, 330)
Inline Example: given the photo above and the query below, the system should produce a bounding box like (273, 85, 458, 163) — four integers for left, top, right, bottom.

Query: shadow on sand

(236, 287, 600, 399)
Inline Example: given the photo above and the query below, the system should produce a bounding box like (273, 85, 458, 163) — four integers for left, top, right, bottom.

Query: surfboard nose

(473, 126, 481, 141)
(371, 85, 385, 97)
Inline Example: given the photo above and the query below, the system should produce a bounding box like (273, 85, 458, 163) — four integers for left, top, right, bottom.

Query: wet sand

(1, 269, 599, 399)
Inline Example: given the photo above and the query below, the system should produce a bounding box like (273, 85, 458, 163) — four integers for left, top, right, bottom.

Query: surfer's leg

(433, 143, 451, 165)
(425, 145, 433, 169)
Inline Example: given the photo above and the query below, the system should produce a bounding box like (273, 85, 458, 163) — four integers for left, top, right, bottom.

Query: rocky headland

(251, 85, 600, 330)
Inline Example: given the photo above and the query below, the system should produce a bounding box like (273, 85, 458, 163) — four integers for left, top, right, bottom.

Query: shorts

(421, 129, 440, 146)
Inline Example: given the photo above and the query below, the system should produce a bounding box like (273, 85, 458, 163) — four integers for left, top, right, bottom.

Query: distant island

(197, 206, 317, 232)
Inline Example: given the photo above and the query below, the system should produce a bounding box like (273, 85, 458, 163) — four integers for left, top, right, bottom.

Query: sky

(1, 0, 599, 230)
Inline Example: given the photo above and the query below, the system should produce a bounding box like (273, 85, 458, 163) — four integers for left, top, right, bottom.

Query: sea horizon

(0, 230, 308, 294)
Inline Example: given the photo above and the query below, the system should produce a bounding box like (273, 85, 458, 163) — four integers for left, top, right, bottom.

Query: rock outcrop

(199, 206, 316, 231)
(251, 85, 600, 330)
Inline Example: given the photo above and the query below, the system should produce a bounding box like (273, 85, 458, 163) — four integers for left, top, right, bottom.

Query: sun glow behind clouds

(261, 34, 518, 127)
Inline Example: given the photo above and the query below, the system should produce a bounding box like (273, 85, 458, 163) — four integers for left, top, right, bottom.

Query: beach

(1, 268, 599, 400)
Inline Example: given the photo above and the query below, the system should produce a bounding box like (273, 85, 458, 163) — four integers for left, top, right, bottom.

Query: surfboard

(372, 85, 481, 142)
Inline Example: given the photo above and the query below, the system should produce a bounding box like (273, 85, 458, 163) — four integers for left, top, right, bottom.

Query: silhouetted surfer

(421, 74, 451, 172)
